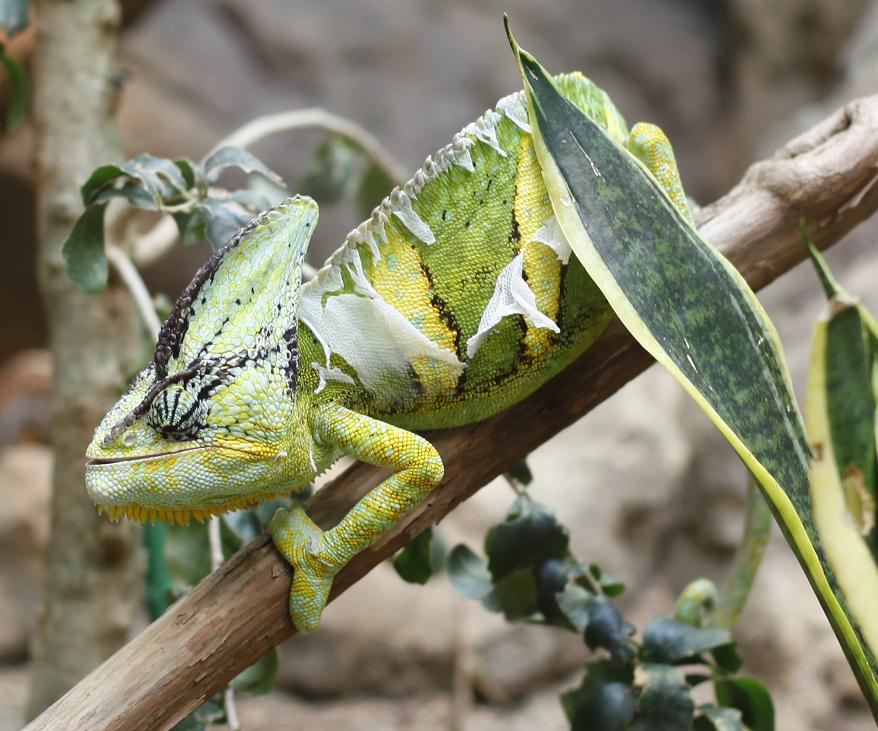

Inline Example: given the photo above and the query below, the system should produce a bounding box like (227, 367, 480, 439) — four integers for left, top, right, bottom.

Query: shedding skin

(85, 74, 690, 632)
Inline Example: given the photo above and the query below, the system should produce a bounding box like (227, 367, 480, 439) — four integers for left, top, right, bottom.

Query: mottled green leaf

(485, 496, 568, 580)
(803, 238, 878, 701)
(509, 25, 878, 710)
(714, 677, 774, 731)
(231, 648, 278, 696)
(629, 664, 694, 731)
(203, 146, 285, 188)
(447, 544, 492, 599)
(642, 617, 732, 664)
(62, 203, 108, 293)
(1, 45, 28, 130)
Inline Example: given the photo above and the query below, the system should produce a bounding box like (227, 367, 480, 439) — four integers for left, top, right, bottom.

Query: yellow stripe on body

(515, 136, 563, 359)
(367, 224, 462, 397)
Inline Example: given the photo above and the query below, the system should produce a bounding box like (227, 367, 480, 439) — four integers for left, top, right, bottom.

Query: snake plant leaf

(506, 22, 878, 712)
(804, 241, 878, 685)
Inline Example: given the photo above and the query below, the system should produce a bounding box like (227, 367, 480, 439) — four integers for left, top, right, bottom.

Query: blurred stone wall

(1, 1, 878, 729)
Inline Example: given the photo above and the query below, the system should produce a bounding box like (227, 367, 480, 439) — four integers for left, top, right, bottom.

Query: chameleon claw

(270, 504, 337, 632)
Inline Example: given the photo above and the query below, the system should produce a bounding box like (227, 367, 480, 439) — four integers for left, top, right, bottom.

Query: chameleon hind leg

(626, 122, 694, 224)
(270, 402, 444, 632)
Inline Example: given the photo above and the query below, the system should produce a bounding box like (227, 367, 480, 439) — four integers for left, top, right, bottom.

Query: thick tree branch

(26, 94, 878, 731)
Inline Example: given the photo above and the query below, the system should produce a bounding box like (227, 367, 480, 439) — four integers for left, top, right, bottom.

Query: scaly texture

(84, 73, 689, 631)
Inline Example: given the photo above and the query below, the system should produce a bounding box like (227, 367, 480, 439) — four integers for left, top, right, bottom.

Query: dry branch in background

(26, 93, 878, 730)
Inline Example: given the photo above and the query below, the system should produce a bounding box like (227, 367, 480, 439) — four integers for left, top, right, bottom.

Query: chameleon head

(85, 196, 319, 524)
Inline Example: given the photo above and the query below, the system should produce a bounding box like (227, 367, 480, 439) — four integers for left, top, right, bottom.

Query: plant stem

(716, 475, 774, 629)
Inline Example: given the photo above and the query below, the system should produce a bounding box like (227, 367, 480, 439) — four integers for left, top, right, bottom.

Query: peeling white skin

(497, 91, 531, 133)
(312, 362, 355, 394)
(300, 291, 464, 394)
(531, 215, 572, 264)
(300, 247, 464, 394)
(466, 252, 560, 358)
(388, 188, 435, 244)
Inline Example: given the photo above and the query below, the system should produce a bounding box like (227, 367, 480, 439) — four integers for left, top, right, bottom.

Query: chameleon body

(85, 73, 691, 631)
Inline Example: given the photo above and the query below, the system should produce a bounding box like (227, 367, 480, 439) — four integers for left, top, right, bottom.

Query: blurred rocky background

(2, 1, 878, 729)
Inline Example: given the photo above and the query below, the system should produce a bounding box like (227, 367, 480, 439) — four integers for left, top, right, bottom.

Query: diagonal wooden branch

(26, 94, 878, 731)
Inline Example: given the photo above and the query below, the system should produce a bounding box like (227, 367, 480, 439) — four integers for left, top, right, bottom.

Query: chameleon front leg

(270, 403, 444, 632)
(626, 122, 694, 224)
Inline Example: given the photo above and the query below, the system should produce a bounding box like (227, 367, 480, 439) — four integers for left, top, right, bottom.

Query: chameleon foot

(270, 504, 337, 633)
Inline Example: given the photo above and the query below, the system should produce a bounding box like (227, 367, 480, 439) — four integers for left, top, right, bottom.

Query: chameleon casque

(85, 73, 692, 632)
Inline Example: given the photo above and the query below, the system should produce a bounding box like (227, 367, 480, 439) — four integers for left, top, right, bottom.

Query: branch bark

(26, 0, 145, 719)
(26, 94, 878, 731)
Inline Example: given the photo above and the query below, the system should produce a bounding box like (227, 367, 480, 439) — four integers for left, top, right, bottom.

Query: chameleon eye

(146, 385, 205, 439)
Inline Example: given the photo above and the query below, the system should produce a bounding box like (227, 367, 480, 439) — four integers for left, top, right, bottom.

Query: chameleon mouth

(94, 491, 289, 526)
(86, 445, 207, 467)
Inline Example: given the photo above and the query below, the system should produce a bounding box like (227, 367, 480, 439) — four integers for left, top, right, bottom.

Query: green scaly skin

(85, 72, 691, 632)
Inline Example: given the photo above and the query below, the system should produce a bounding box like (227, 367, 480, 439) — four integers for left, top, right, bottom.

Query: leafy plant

(443, 489, 773, 731)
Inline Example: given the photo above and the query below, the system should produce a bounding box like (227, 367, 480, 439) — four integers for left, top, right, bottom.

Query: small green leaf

(201, 198, 253, 251)
(62, 203, 108, 293)
(300, 135, 357, 205)
(629, 664, 695, 731)
(505, 458, 534, 487)
(394, 528, 435, 585)
(589, 563, 625, 597)
(583, 596, 636, 665)
(562, 660, 636, 730)
(482, 567, 538, 620)
(173, 158, 202, 190)
(1, 46, 28, 130)
(447, 544, 492, 599)
(203, 146, 285, 188)
(556, 583, 593, 632)
(231, 648, 278, 696)
(356, 163, 396, 219)
(642, 617, 733, 664)
(711, 643, 743, 674)
(173, 209, 209, 246)
(485, 496, 569, 580)
(173, 698, 225, 731)
(81, 156, 179, 209)
(536, 558, 577, 625)
(0, 0, 30, 37)
(693, 704, 744, 731)
(714, 677, 775, 731)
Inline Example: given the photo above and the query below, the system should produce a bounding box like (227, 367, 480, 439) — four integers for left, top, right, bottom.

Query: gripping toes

(270, 504, 337, 633)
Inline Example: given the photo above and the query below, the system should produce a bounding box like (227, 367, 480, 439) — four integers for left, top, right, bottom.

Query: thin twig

(105, 244, 162, 340)
(130, 108, 407, 268)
